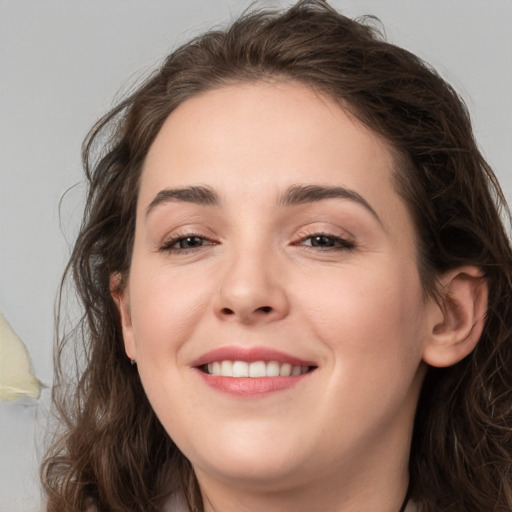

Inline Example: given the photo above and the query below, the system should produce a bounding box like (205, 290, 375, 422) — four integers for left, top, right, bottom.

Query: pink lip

(191, 346, 317, 398)
(196, 371, 312, 397)
(191, 346, 316, 367)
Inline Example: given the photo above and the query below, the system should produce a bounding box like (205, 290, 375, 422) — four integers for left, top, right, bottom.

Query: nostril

(219, 305, 274, 317)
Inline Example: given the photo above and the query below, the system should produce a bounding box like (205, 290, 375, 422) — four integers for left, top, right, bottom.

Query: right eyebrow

(145, 185, 220, 217)
(279, 184, 382, 225)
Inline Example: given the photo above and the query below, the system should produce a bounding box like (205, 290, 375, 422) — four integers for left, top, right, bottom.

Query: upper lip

(191, 346, 317, 368)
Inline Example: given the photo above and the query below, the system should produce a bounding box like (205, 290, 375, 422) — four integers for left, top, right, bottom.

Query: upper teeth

(206, 360, 309, 378)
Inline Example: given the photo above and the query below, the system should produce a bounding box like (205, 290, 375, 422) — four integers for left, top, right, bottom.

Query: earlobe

(109, 273, 136, 361)
(423, 266, 488, 368)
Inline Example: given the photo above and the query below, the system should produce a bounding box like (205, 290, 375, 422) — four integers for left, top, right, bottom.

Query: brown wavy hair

(42, 1, 512, 510)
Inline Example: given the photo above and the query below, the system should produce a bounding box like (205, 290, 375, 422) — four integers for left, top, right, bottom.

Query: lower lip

(196, 370, 311, 397)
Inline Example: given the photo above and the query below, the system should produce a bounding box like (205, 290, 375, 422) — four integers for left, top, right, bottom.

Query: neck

(199, 481, 409, 512)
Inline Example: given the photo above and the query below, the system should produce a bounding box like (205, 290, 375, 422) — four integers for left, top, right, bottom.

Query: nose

(213, 249, 290, 325)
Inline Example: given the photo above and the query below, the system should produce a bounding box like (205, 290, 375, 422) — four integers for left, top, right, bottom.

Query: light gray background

(0, 1, 510, 510)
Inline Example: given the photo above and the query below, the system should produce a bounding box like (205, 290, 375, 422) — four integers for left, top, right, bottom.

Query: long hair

(42, 1, 512, 510)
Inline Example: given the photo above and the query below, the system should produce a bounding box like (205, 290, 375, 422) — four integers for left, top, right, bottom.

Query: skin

(115, 81, 487, 512)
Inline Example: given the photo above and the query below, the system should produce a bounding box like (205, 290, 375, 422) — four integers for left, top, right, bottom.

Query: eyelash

(159, 231, 354, 254)
(159, 233, 217, 254)
(294, 232, 355, 251)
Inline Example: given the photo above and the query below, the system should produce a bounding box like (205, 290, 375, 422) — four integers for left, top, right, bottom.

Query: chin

(196, 451, 308, 491)
(182, 422, 313, 487)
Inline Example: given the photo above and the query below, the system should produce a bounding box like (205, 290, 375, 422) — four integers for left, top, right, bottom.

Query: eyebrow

(145, 185, 219, 217)
(279, 184, 381, 223)
(145, 183, 381, 224)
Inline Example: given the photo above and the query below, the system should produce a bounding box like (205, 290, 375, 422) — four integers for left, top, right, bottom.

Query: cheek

(299, 262, 427, 437)
(303, 260, 427, 367)
(126, 265, 214, 432)
(128, 264, 214, 362)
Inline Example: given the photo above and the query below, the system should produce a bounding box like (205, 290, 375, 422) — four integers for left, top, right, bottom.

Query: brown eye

(159, 234, 216, 254)
(309, 235, 337, 247)
(175, 236, 207, 249)
(301, 234, 354, 250)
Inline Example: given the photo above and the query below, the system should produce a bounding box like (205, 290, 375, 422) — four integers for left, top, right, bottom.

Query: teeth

(232, 361, 249, 377)
(266, 361, 280, 377)
(249, 361, 266, 377)
(205, 360, 310, 378)
(221, 360, 233, 377)
(280, 363, 292, 377)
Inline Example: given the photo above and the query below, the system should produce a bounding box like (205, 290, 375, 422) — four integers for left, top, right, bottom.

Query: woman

(41, 1, 512, 511)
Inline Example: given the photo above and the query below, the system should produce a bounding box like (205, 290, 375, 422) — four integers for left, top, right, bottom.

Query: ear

(423, 266, 488, 368)
(110, 273, 136, 362)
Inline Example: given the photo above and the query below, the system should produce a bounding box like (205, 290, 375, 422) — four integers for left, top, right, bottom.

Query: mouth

(192, 346, 317, 396)
(199, 360, 314, 377)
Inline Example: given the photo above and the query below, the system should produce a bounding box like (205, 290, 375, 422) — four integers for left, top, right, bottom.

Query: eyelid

(294, 224, 354, 241)
(297, 234, 355, 250)
(156, 223, 355, 253)
(158, 228, 219, 254)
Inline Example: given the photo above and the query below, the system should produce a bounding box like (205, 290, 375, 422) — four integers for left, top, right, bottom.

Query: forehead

(139, 81, 409, 233)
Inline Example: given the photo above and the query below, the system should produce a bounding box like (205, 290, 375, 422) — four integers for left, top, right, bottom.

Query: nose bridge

(215, 236, 289, 323)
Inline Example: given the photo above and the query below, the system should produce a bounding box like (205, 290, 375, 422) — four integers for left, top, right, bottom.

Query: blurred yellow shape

(0, 311, 41, 401)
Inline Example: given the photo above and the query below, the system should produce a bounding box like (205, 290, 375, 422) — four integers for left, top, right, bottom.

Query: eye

(160, 234, 216, 253)
(174, 236, 208, 249)
(298, 234, 354, 250)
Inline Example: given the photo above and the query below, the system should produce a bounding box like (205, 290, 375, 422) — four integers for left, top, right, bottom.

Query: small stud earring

(130, 359, 136, 366)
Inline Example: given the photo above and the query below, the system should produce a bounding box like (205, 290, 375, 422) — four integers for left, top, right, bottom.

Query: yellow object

(0, 311, 41, 401)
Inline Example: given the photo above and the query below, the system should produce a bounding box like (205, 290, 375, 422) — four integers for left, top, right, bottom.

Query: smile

(192, 346, 317, 396)
(203, 360, 312, 377)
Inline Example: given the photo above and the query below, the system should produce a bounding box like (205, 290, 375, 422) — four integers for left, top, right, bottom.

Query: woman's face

(118, 82, 438, 492)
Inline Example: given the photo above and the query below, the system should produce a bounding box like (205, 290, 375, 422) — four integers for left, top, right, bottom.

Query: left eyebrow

(279, 184, 382, 224)
(145, 185, 220, 218)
